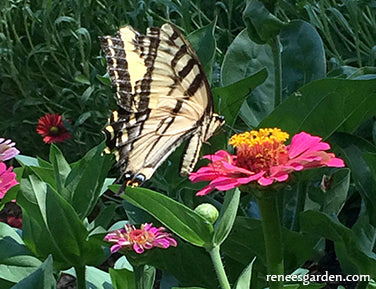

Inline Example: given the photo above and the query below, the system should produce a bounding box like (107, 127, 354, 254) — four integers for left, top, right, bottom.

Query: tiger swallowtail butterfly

(101, 23, 224, 187)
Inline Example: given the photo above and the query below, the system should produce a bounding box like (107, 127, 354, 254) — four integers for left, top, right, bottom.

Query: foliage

(1, 0, 376, 289)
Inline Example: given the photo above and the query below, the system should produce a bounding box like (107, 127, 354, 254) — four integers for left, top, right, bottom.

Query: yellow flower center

(229, 128, 289, 148)
(229, 128, 290, 174)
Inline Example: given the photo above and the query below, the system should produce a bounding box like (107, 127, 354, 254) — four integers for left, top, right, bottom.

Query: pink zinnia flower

(189, 128, 345, 196)
(36, 113, 71, 144)
(0, 138, 20, 162)
(0, 163, 18, 199)
(104, 223, 177, 254)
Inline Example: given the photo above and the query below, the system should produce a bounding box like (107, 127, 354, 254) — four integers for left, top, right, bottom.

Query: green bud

(194, 203, 219, 224)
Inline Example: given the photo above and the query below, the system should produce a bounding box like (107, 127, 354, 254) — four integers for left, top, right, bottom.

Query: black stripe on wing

(100, 34, 133, 110)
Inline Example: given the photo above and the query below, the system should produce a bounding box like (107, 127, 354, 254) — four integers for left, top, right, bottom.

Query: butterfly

(101, 23, 224, 186)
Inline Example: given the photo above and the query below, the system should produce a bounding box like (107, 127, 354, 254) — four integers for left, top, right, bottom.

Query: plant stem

(270, 36, 282, 107)
(208, 246, 231, 289)
(75, 265, 86, 289)
(256, 193, 284, 289)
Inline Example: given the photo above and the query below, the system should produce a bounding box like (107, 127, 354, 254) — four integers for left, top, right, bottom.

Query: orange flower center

(229, 128, 289, 173)
(128, 229, 152, 244)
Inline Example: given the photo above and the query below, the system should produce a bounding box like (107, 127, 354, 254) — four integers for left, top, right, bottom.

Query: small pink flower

(104, 223, 177, 254)
(0, 138, 20, 162)
(36, 113, 71, 144)
(0, 163, 18, 199)
(189, 129, 345, 196)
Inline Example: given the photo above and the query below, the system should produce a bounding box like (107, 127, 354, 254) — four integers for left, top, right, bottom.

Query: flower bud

(194, 203, 219, 224)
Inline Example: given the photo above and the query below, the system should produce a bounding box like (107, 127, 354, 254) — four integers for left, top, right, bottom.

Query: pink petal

(196, 185, 216, 196)
(110, 244, 123, 253)
(288, 132, 323, 158)
(133, 243, 144, 254)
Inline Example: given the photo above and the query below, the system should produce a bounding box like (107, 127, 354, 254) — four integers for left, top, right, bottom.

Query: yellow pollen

(229, 128, 289, 148)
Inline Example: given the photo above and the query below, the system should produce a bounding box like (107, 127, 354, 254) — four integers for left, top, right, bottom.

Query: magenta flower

(104, 223, 177, 254)
(0, 163, 18, 199)
(189, 128, 345, 196)
(0, 138, 20, 162)
(36, 113, 71, 144)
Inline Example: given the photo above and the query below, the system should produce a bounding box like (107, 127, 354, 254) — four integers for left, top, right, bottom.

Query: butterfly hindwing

(101, 23, 224, 186)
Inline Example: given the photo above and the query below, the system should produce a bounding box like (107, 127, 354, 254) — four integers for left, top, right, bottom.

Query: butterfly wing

(101, 23, 224, 185)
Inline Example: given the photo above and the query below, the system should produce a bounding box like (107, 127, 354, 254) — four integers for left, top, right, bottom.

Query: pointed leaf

(64, 143, 114, 218)
(48, 144, 71, 199)
(10, 255, 56, 289)
(213, 188, 240, 246)
(234, 257, 256, 289)
(115, 186, 214, 247)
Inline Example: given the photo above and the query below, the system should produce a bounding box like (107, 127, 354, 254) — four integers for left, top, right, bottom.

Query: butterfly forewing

(101, 23, 224, 186)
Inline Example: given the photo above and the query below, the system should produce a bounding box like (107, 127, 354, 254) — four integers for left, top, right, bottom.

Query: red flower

(189, 129, 345, 196)
(0, 163, 18, 199)
(6, 216, 22, 229)
(36, 113, 71, 144)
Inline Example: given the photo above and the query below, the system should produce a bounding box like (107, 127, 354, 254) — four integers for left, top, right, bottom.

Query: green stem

(270, 36, 282, 107)
(208, 246, 231, 289)
(134, 265, 144, 289)
(256, 193, 284, 289)
(75, 266, 86, 289)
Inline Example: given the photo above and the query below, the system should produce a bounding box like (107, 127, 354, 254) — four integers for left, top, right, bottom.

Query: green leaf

(49, 144, 71, 198)
(330, 133, 376, 225)
(64, 266, 113, 289)
(300, 210, 376, 277)
(116, 186, 214, 247)
(88, 203, 116, 231)
(221, 29, 274, 127)
(110, 268, 135, 289)
(11, 255, 56, 289)
(0, 223, 42, 284)
(18, 173, 104, 270)
(64, 143, 113, 219)
(134, 265, 155, 289)
(234, 257, 256, 289)
(212, 69, 267, 126)
(15, 155, 39, 167)
(280, 20, 326, 97)
(213, 189, 240, 246)
(303, 168, 350, 215)
(243, 0, 285, 44)
(187, 21, 216, 83)
(260, 78, 376, 138)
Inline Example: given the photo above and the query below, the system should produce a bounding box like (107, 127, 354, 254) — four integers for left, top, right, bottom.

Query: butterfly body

(101, 23, 224, 186)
